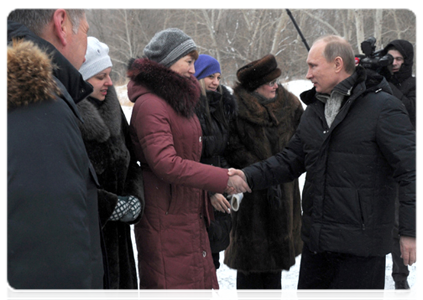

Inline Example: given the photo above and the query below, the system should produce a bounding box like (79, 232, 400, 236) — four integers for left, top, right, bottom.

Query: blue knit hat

(194, 54, 221, 80)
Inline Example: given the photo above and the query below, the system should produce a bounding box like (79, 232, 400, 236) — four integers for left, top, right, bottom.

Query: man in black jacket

(228, 35, 416, 289)
(382, 39, 416, 289)
(7, 10, 104, 288)
(383, 39, 415, 129)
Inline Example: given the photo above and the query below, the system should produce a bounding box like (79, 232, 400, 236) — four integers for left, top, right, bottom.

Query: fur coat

(224, 83, 304, 273)
(77, 86, 145, 289)
(195, 86, 238, 268)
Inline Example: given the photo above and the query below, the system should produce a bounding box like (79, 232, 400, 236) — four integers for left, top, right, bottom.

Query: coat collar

(128, 58, 200, 118)
(300, 66, 392, 105)
(234, 84, 296, 126)
(76, 85, 122, 143)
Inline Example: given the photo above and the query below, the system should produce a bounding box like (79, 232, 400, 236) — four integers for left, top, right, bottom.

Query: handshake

(225, 168, 251, 195)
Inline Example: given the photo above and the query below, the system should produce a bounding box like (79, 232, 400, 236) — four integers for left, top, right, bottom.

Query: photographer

(382, 39, 416, 289)
(382, 40, 416, 129)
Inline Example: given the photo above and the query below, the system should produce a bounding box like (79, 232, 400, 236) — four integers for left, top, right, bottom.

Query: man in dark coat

(7, 10, 104, 289)
(228, 35, 416, 289)
(382, 39, 416, 289)
(383, 39, 415, 129)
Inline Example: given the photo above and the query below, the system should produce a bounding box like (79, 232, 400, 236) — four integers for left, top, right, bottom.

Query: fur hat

(194, 54, 221, 80)
(79, 37, 112, 80)
(143, 28, 197, 68)
(237, 54, 281, 92)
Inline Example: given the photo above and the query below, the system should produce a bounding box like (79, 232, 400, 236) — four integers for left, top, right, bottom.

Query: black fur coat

(77, 86, 145, 288)
(224, 84, 304, 273)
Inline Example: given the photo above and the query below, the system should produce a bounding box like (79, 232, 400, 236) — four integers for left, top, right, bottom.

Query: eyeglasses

(266, 79, 279, 86)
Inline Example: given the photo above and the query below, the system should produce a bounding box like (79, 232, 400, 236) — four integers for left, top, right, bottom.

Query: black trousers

(237, 270, 281, 289)
(298, 243, 385, 289)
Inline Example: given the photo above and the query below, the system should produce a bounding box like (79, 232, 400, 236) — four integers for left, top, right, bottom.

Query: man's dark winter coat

(224, 84, 304, 273)
(7, 21, 103, 289)
(76, 86, 145, 289)
(383, 39, 416, 128)
(243, 67, 416, 257)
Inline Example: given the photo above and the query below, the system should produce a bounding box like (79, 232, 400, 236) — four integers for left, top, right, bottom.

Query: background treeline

(86, 9, 416, 86)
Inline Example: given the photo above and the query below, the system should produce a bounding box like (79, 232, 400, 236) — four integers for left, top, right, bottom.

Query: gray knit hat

(143, 28, 197, 68)
(79, 36, 112, 80)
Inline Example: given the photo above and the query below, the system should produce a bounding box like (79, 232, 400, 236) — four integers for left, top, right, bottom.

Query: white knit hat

(79, 36, 112, 80)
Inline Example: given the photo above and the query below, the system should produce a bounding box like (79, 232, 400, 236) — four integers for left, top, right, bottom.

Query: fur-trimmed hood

(7, 39, 61, 110)
(127, 58, 200, 117)
(7, 21, 92, 106)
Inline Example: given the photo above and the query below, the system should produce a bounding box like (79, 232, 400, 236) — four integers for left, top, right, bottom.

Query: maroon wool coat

(128, 59, 229, 289)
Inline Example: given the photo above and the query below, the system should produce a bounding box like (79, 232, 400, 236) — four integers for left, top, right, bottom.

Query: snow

(120, 79, 416, 292)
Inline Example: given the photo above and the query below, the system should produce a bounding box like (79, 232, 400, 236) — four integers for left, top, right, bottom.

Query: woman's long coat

(77, 86, 145, 289)
(127, 58, 229, 289)
(195, 86, 237, 263)
(224, 84, 304, 273)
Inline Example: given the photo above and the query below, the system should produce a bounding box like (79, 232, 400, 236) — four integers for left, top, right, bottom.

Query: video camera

(355, 37, 393, 71)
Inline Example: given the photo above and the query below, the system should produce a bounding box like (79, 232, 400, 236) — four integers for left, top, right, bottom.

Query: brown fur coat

(224, 83, 304, 273)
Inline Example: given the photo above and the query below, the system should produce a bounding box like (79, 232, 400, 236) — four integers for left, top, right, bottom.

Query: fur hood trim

(76, 86, 122, 143)
(128, 58, 200, 117)
(234, 84, 297, 127)
(7, 39, 61, 110)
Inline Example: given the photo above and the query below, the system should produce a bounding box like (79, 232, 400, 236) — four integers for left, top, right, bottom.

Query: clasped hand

(225, 168, 251, 195)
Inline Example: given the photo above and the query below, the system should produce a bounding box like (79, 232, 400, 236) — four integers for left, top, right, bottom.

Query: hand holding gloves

(110, 195, 142, 222)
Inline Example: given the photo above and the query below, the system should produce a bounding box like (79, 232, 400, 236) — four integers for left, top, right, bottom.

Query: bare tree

(86, 9, 416, 86)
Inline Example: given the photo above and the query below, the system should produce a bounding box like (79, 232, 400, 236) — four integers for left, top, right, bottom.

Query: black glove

(267, 185, 282, 210)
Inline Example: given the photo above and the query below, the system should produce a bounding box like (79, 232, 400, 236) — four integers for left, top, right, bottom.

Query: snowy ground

(119, 80, 417, 291)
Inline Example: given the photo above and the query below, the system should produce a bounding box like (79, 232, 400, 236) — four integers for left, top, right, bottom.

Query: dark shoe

(395, 280, 410, 289)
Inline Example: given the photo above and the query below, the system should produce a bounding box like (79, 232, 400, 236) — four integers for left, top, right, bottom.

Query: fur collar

(234, 84, 295, 127)
(76, 86, 122, 143)
(7, 39, 61, 110)
(128, 58, 200, 117)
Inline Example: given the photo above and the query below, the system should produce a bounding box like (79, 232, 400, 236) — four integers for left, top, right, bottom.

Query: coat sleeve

(132, 95, 229, 193)
(224, 118, 262, 168)
(121, 108, 145, 223)
(243, 133, 306, 190)
(375, 95, 416, 238)
(388, 79, 416, 127)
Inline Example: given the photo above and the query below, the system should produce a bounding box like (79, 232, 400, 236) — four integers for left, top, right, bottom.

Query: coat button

(203, 251, 207, 257)
(199, 136, 202, 142)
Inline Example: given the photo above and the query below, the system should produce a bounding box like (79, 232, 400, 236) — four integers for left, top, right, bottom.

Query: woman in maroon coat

(127, 28, 249, 289)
